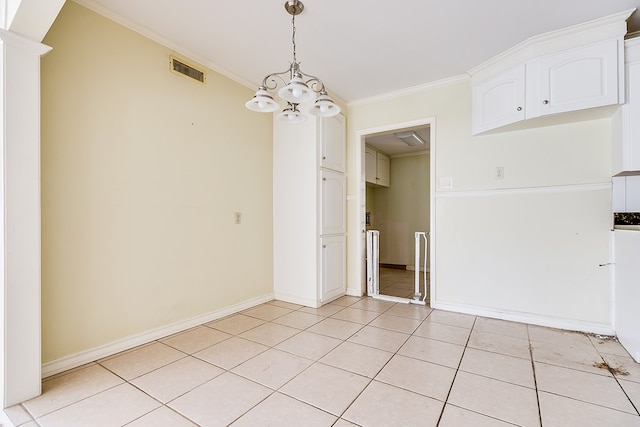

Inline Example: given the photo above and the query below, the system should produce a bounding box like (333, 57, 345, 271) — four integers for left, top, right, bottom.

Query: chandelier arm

(297, 73, 327, 94)
(260, 68, 294, 91)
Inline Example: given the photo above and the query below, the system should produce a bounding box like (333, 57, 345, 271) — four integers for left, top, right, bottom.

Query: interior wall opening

(359, 119, 434, 305)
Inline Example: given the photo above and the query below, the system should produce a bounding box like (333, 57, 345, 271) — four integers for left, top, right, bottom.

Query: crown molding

(469, 8, 635, 82)
(348, 74, 469, 108)
(72, 0, 256, 90)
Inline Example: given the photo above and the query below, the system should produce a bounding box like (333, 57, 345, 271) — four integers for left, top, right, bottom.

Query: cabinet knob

(323, 245, 327, 248)
(543, 100, 549, 105)
(517, 107, 522, 111)
(323, 178, 327, 181)
(322, 156, 326, 160)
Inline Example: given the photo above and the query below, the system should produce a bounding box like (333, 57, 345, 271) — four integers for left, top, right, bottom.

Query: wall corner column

(0, 28, 51, 407)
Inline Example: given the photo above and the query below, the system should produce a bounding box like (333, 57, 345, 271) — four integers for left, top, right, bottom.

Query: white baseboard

(41, 293, 274, 378)
(432, 300, 614, 336)
(273, 292, 321, 308)
(1, 409, 16, 427)
(346, 287, 364, 297)
(405, 265, 430, 272)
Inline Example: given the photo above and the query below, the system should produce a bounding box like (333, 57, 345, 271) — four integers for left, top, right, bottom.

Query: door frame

(355, 117, 436, 302)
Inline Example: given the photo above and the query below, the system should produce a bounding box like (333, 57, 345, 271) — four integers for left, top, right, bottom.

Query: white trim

(432, 301, 614, 336)
(469, 9, 635, 81)
(0, 410, 15, 427)
(348, 75, 468, 107)
(0, 29, 52, 55)
(41, 293, 274, 378)
(609, 231, 616, 332)
(354, 117, 436, 302)
(273, 292, 321, 309)
(435, 182, 611, 199)
(69, 1, 355, 109)
(71, 0, 253, 90)
(345, 288, 364, 297)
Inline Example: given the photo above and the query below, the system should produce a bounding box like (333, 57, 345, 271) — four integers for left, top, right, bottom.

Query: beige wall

(368, 154, 430, 266)
(41, 2, 273, 363)
(347, 80, 614, 331)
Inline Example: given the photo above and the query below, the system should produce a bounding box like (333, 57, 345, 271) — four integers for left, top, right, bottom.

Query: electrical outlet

(439, 177, 453, 189)
(496, 167, 504, 179)
(234, 212, 242, 224)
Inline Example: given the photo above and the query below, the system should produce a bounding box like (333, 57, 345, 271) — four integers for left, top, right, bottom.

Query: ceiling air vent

(170, 56, 205, 84)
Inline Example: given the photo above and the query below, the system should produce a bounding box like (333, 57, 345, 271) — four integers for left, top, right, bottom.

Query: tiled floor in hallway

(6, 269, 640, 426)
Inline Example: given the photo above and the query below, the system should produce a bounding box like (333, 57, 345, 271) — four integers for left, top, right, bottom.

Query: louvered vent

(170, 56, 205, 84)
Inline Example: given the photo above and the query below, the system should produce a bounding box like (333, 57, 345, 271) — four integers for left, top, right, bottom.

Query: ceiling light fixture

(394, 131, 425, 147)
(245, 0, 340, 123)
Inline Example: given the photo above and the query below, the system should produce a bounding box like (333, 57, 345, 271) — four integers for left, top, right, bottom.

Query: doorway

(358, 118, 435, 305)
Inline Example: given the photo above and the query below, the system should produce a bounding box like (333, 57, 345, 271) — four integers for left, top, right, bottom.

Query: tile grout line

(586, 335, 640, 417)
(333, 299, 418, 425)
(527, 327, 544, 427)
(434, 313, 477, 426)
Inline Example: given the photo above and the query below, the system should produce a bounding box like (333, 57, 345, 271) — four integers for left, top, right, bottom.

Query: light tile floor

(6, 270, 640, 427)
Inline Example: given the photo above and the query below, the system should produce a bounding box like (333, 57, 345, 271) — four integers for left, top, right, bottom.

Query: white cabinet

(613, 38, 640, 175)
(320, 114, 346, 172)
(365, 146, 377, 183)
(320, 235, 346, 303)
(472, 65, 525, 134)
(321, 169, 346, 235)
(365, 146, 390, 187)
(377, 152, 390, 187)
(273, 113, 346, 307)
(532, 39, 620, 117)
(614, 231, 640, 362)
(613, 176, 640, 213)
(470, 10, 630, 135)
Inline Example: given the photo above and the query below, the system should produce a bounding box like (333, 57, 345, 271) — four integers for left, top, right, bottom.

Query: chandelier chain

(291, 12, 297, 64)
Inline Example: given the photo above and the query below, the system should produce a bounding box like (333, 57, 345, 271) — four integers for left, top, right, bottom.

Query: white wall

(346, 79, 614, 333)
(41, 2, 274, 365)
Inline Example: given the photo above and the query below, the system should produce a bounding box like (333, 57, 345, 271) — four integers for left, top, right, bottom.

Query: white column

(0, 28, 51, 407)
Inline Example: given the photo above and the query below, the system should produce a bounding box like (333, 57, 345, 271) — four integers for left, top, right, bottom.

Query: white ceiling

(74, 0, 640, 105)
(365, 126, 430, 157)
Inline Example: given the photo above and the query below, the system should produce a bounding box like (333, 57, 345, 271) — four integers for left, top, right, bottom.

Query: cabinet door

(472, 65, 526, 134)
(616, 60, 640, 173)
(320, 114, 346, 172)
(320, 235, 346, 303)
(321, 169, 346, 235)
(538, 39, 619, 116)
(376, 153, 390, 187)
(365, 146, 377, 184)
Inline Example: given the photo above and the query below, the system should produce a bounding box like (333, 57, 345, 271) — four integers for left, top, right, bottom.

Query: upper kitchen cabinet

(613, 37, 640, 175)
(531, 39, 620, 117)
(470, 9, 632, 135)
(472, 65, 525, 134)
(365, 146, 390, 187)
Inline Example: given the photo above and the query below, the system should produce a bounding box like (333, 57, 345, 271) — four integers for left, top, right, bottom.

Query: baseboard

(432, 300, 614, 336)
(405, 265, 430, 273)
(41, 293, 274, 378)
(380, 263, 406, 270)
(346, 287, 364, 297)
(1, 409, 16, 427)
(273, 292, 321, 308)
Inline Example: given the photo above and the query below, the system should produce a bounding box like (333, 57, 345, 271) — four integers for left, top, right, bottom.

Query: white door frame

(355, 117, 436, 302)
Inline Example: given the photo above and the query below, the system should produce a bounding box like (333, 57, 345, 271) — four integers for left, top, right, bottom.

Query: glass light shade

(245, 88, 280, 112)
(309, 92, 341, 117)
(277, 104, 306, 124)
(278, 75, 314, 103)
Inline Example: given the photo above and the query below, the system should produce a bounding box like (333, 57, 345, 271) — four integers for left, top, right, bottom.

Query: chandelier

(245, 0, 341, 124)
